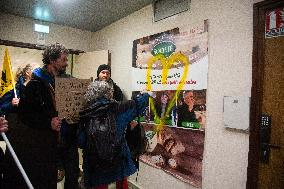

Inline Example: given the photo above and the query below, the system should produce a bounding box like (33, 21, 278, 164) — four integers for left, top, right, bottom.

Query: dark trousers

(2, 114, 58, 189)
(58, 123, 79, 189)
(0, 147, 4, 188)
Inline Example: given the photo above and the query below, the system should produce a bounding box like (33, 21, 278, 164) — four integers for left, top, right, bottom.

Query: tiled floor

(57, 178, 117, 189)
(0, 141, 77, 189)
(1, 142, 140, 189)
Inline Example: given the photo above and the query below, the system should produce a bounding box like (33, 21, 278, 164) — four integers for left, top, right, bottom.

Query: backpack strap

(134, 96, 142, 175)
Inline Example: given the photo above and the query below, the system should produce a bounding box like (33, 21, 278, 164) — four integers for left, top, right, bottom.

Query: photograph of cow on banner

(131, 20, 208, 187)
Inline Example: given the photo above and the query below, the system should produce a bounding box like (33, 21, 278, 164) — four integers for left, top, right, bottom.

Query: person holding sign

(17, 43, 79, 189)
(96, 64, 123, 101)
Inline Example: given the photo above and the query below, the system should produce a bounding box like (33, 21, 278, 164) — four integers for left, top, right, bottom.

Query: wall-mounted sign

(151, 41, 176, 57)
(131, 20, 209, 188)
(265, 7, 284, 38)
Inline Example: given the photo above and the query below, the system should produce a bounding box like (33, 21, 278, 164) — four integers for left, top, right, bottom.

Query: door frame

(247, 0, 284, 189)
(0, 39, 85, 76)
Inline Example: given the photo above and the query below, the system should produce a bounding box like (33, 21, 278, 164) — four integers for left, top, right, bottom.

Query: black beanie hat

(97, 64, 111, 78)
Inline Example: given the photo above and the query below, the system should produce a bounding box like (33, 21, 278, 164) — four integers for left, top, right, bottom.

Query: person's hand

(195, 111, 205, 129)
(157, 131, 163, 145)
(140, 89, 148, 94)
(51, 117, 62, 132)
(140, 89, 156, 98)
(0, 116, 8, 133)
(11, 98, 20, 106)
(129, 120, 138, 130)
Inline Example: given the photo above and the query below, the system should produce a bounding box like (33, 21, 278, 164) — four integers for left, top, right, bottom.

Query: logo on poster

(152, 41, 176, 58)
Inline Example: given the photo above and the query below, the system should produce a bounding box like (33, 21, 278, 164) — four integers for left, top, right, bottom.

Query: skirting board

(128, 180, 141, 189)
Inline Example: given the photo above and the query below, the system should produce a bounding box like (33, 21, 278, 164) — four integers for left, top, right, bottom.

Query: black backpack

(125, 117, 148, 170)
(81, 101, 123, 172)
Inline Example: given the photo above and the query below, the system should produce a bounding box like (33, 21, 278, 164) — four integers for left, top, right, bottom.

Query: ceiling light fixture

(34, 23, 50, 33)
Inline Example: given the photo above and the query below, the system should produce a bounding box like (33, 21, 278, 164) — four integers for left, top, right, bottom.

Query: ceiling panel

(0, 0, 153, 32)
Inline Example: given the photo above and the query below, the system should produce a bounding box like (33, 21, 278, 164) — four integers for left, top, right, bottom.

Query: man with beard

(15, 43, 79, 189)
(96, 64, 123, 101)
(177, 90, 204, 128)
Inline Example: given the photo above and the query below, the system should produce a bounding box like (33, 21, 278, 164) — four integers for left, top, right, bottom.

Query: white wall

(0, 0, 264, 188)
(0, 13, 92, 52)
(90, 0, 261, 188)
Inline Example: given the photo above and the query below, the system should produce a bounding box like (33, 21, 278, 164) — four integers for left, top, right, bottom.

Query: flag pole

(1, 132, 34, 189)
(8, 53, 17, 99)
(13, 87, 17, 99)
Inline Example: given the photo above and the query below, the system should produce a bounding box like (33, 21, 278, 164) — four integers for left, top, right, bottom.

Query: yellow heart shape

(146, 52, 190, 131)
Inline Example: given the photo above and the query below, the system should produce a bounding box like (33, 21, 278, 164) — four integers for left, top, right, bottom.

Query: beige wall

(90, 0, 262, 188)
(73, 50, 109, 79)
(0, 13, 92, 52)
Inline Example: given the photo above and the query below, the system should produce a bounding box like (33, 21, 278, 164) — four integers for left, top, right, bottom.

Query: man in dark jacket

(177, 91, 199, 128)
(96, 64, 123, 101)
(15, 43, 79, 189)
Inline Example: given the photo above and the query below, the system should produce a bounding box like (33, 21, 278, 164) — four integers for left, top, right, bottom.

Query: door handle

(260, 142, 281, 163)
(259, 114, 272, 163)
(263, 143, 281, 149)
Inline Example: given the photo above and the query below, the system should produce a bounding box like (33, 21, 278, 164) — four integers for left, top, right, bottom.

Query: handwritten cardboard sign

(55, 77, 91, 124)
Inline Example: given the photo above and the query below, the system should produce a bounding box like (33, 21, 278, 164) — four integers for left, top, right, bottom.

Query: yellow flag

(0, 48, 16, 97)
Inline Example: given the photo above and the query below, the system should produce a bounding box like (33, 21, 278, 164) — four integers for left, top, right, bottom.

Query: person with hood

(16, 43, 79, 189)
(79, 80, 150, 189)
(96, 64, 123, 101)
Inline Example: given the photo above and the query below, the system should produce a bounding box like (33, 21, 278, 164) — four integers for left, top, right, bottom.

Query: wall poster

(265, 7, 284, 38)
(132, 20, 208, 187)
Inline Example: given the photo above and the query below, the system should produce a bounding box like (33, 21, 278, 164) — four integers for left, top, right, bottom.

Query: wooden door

(258, 31, 284, 189)
(247, 1, 284, 189)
